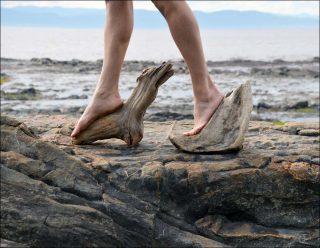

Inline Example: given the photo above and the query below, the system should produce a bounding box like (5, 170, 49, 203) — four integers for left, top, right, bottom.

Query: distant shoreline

(1, 56, 319, 67)
(2, 7, 319, 29)
(2, 26, 319, 30)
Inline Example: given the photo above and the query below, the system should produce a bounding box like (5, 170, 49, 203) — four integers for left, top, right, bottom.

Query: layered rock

(1, 115, 319, 247)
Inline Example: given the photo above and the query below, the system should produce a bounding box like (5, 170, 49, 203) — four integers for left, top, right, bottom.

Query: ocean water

(1, 27, 319, 61)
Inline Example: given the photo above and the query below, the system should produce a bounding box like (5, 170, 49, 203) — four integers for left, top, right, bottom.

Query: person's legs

(71, 1, 133, 138)
(152, 1, 224, 136)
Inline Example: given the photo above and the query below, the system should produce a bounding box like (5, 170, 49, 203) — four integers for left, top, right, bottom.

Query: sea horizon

(1, 27, 319, 62)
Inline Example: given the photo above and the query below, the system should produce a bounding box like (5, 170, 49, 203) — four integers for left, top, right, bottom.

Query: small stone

(297, 155, 312, 163)
(278, 66, 290, 76)
(61, 147, 75, 155)
(79, 156, 93, 163)
(257, 102, 272, 109)
(275, 150, 289, 156)
(290, 101, 309, 109)
(298, 129, 319, 136)
(52, 108, 61, 113)
(311, 158, 320, 165)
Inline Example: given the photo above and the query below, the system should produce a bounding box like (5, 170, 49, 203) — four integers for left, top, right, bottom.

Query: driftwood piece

(169, 81, 253, 153)
(73, 62, 174, 145)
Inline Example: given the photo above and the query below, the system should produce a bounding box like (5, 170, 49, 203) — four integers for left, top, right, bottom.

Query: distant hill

(1, 7, 319, 29)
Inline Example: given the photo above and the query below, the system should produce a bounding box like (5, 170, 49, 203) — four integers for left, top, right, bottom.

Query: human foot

(184, 84, 224, 136)
(71, 91, 123, 138)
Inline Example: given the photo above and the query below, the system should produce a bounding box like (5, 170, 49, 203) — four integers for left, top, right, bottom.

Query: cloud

(1, 0, 319, 16)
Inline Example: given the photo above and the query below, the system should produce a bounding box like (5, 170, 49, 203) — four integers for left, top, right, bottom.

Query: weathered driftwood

(169, 81, 253, 153)
(72, 62, 174, 145)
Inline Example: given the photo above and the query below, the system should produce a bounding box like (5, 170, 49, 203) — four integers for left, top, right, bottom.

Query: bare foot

(184, 84, 224, 136)
(71, 91, 123, 138)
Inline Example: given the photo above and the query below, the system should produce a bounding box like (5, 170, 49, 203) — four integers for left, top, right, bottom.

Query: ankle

(94, 89, 121, 99)
(194, 83, 222, 103)
(194, 93, 213, 103)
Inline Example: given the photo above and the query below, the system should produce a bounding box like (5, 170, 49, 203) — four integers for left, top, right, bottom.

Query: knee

(152, 1, 178, 18)
(107, 1, 133, 20)
(106, 0, 133, 18)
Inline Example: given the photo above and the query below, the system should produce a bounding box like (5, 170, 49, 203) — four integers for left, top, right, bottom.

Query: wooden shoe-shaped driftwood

(169, 81, 253, 153)
(72, 62, 174, 146)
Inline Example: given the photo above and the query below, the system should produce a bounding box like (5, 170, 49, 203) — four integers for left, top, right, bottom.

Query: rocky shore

(1, 114, 319, 247)
(1, 57, 319, 122)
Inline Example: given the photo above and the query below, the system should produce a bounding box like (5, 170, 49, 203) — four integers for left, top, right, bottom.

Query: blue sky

(1, 0, 319, 17)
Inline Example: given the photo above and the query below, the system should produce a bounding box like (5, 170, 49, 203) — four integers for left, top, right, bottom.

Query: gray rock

(290, 100, 309, 109)
(195, 215, 319, 248)
(297, 155, 312, 163)
(0, 239, 29, 248)
(20, 87, 37, 96)
(0, 115, 102, 199)
(298, 129, 320, 136)
(1, 114, 319, 247)
(31, 57, 54, 65)
(278, 66, 290, 76)
(275, 150, 289, 156)
(311, 158, 320, 165)
(257, 102, 272, 109)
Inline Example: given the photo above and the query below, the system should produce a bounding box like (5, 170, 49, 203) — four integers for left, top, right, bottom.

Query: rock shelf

(1, 114, 319, 247)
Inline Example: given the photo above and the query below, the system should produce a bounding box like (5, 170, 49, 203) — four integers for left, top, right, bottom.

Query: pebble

(21, 88, 37, 96)
(298, 129, 320, 137)
(257, 102, 272, 109)
(289, 101, 309, 109)
(275, 150, 289, 156)
(311, 158, 320, 165)
(296, 155, 312, 163)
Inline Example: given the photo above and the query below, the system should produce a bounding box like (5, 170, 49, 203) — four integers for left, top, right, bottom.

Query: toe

(71, 117, 91, 138)
(71, 124, 82, 138)
(183, 128, 197, 136)
(183, 131, 191, 136)
(183, 125, 205, 136)
(191, 126, 203, 135)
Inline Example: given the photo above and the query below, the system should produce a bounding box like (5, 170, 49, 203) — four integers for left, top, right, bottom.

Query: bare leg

(71, 1, 133, 138)
(153, 1, 224, 136)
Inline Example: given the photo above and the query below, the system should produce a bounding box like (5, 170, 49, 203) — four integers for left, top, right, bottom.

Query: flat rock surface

(1, 114, 319, 247)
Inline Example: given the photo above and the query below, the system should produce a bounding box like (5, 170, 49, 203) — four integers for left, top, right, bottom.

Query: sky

(1, 0, 319, 17)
